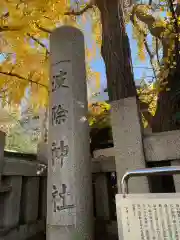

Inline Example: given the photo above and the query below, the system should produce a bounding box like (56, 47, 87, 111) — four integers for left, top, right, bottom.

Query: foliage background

(0, 0, 178, 152)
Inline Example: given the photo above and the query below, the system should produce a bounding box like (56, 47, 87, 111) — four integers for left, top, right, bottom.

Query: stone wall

(92, 97, 180, 239)
(0, 131, 47, 240)
(94, 97, 180, 195)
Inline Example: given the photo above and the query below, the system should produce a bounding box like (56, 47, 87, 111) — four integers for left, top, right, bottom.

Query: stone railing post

(0, 131, 5, 184)
(111, 97, 149, 193)
(171, 160, 180, 192)
(94, 173, 110, 220)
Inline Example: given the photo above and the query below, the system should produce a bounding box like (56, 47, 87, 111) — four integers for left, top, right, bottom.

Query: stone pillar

(47, 26, 93, 240)
(0, 131, 5, 183)
(111, 97, 149, 193)
(21, 177, 40, 223)
(37, 142, 48, 165)
(94, 173, 110, 220)
(171, 160, 180, 192)
(0, 176, 22, 228)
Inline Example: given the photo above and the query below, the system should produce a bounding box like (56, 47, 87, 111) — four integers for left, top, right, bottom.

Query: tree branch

(35, 23, 52, 34)
(131, 14, 157, 81)
(64, 4, 93, 16)
(139, 99, 153, 127)
(0, 71, 48, 89)
(143, 39, 157, 80)
(0, 26, 21, 32)
(168, 0, 179, 63)
(0, 12, 9, 19)
(27, 33, 49, 54)
(131, 5, 165, 39)
(156, 38, 160, 65)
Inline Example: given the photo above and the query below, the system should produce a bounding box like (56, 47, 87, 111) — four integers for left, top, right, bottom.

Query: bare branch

(139, 99, 153, 127)
(0, 26, 21, 32)
(35, 23, 52, 34)
(155, 38, 160, 65)
(0, 71, 48, 89)
(0, 12, 9, 19)
(130, 14, 157, 81)
(27, 33, 49, 54)
(64, 4, 93, 16)
(143, 39, 157, 80)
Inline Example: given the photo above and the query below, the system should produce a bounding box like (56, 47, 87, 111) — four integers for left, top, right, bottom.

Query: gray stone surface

(111, 98, 149, 193)
(0, 176, 22, 228)
(27, 231, 45, 240)
(37, 142, 48, 165)
(3, 158, 46, 177)
(0, 131, 5, 182)
(39, 177, 47, 219)
(94, 173, 110, 220)
(92, 157, 115, 172)
(21, 177, 40, 223)
(144, 130, 180, 162)
(0, 219, 45, 240)
(171, 160, 180, 192)
(93, 128, 180, 163)
(47, 26, 93, 239)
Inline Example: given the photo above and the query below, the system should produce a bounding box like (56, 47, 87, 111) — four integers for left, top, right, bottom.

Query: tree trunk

(151, 2, 180, 132)
(95, 0, 180, 133)
(151, 90, 174, 132)
(152, 42, 180, 132)
(96, 0, 136, 101)
(151, 67, 180, 132)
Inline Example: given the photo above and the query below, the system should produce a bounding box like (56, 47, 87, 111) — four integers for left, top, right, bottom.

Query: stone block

(111, 98, 149, 194)
(21, 177, 40, 223)
(0, 131, 5, 182)
(94, 173, 110, 220)
(171, 160, 180, 192)
(0, 176, 22, 228)
(37, 142, 48, 165)
(39, 177, 47, 219)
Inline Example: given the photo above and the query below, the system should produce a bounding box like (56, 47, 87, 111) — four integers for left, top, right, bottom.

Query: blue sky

(78, 15, 154, 102)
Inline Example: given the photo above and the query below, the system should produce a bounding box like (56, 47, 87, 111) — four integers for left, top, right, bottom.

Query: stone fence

(2, 95, 180, 240)
(92, 128, 180, 225)
(91, 97, 180, 239)
(0, 131, 47, 240)
(0, 130, 117, 240)
(92, 97, 180, 239)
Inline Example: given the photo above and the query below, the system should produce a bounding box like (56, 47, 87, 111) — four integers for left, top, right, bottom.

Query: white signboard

(116, 193, 180, 240)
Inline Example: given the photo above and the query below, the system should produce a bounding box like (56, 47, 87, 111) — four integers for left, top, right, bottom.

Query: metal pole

(121, 166, 180, 196)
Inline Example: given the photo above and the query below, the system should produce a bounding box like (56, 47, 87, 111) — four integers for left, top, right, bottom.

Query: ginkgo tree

(130, 2, 180, 132)
(0, 0, 179, 136)
(0, 0, 97, 107)
(0, 0, 69, 108)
